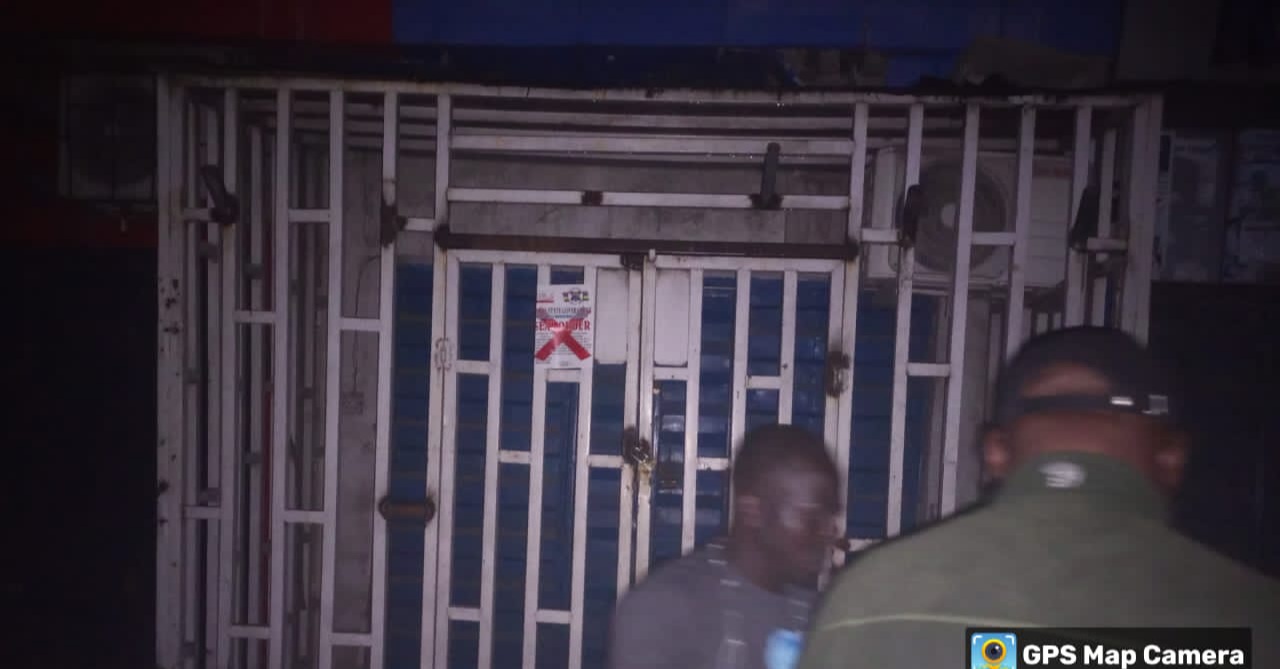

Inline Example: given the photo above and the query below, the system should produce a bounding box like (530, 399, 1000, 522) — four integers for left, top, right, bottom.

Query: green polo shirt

(799, 451, 1280, 668)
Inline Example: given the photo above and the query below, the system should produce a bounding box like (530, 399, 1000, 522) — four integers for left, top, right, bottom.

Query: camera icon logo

(971, 632, 1017, 669)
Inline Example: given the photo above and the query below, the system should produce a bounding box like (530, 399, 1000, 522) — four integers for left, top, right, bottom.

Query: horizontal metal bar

(287, 209, 330, 223)
(232, 310, 278, 325)
(1085, 238, 1128, 252)
(653, 367, 689, 381)
(971, 231, 1017, 247)
(698, 457, 730, 471)
(184, 505, 219, 520)
(182, 208, 212, 222)
(404, 217, 435, 232)
(228, 625, 272, 640)
(498, 450, 532, 465)
(329, 632, 372, 647)
(281, 509, 326, 524)
(535, 610, 572, 625)
(452, 133, 855, 156)
(546, 368, 581, 383)
(448, 187, 848, 211)
(859, 228, 899, 244)
(175, 75, 1146, 108)
(586, 454, 624, 468)
(745, 375, 782, 390)
(338, 317, 381, 332)
(448, 607, 481, 622)
(434, 225, 860, 261)
(906, 362, 951, 378)
(453, 360, 492, 376)
(652, 255, 843, 273)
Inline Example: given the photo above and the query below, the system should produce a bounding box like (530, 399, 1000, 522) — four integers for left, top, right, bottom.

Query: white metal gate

(156, 75, 1163, 669)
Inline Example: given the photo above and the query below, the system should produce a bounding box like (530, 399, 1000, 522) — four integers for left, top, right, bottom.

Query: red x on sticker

(535, 307, 591, 361)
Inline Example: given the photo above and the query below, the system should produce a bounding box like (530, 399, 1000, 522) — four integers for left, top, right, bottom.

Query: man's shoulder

(617, 549, 720, 613)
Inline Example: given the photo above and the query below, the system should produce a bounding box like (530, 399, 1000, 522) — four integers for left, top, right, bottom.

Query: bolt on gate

(156, 75, 1163, 669)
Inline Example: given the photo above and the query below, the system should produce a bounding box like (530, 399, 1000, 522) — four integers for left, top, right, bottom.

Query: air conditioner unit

(863, 146, 1075, 289)
(59, 74, 156, 203)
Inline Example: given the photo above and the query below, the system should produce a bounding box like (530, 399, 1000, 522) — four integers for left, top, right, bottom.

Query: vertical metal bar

(822, 266, 843, 452)
(181, 93, 202, 669)
(568, 266, 598, 669)
(247, 124, 267, 637)
(634, 262, 658, 581)
(1064, 106, 1093, 326)
(1005, 107, 1036, 360)
(156, 75, 185, 669)
(202, 104, 223, 662)
(420, 91, 451, 666)
(1121, 97, 1162, 343)
(681, 269, 704, 555)
(522, 265, 549, 669)
(216, 87, 240, 669)
(435, 95, 452, 226)
(886, 104, 923, 538)
(726, 266, 750, 529)
(482, 263, 507, 669)
(432, 257, 462, 669)
(832, 103, 868, 567)
(939, 104, 980, 517)
(777, 270, 797, 424)
(1092, 128, 1118, 326)
(615, 266, 642, 599)
(268, 87, 292, 669)
(318, 90, 344, 669)
(368, 90, 399, 669)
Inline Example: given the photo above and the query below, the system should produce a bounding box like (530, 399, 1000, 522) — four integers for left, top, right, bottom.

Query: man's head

(983, 326, 1188, 494)
(730, 424, 840, 588)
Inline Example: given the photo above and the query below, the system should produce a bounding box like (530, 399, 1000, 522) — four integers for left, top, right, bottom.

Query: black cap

(992, 326, 1176, 426)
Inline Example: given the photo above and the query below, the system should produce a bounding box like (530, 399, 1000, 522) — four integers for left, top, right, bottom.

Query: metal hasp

(752, 141, 782, 209)
(377, 496, 436, 525)
(198, 164, 239, 226)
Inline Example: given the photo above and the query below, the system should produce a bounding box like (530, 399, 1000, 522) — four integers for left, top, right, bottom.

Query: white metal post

(216, 87, 241, 669)
(616, 265, 642, 599)
(938, 104, 980, 516)
(1091, 128, 1118, 326)
(1064, 106, 1093, 326)
(885, 104, 923, 538)
(483, 263, 507, 669)
(420, 92, 452, 666)
(156, 76, 185, 669)
(831, 102, 867, 567)
(201, 104, 223, 666)
(268, 88, 292, 669)
(681, 269, 705, 555)
(726, 266, 750, 530)
(246, 124, 268, 644)
(432, 257, 463, 669)
(568, 265, 598, 669)
(1121, 97, 1162, 342)
(1004, 107, 1036, 360)
(634, 261, 658, 581)
(367, 90, 400, 669)
(522, 265, 547, 669)
(318, 89, 345, 669)
(777, 271, 798, 425)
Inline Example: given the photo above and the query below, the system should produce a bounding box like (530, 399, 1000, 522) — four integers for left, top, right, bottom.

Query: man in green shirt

(799, 326, 1280, 668)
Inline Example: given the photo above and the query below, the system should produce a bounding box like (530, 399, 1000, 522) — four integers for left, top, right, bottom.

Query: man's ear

(1154, 428, 1190, 493)
(982, 426, 1013, 482)
(734, 494, 765, 530)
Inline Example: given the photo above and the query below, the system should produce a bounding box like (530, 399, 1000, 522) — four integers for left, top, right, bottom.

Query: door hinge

(433, 337, 453, 371)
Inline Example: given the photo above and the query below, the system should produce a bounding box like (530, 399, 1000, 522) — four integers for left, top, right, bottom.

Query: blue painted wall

(392, 0, 1124, 86)
(386, 261, 938, 668)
